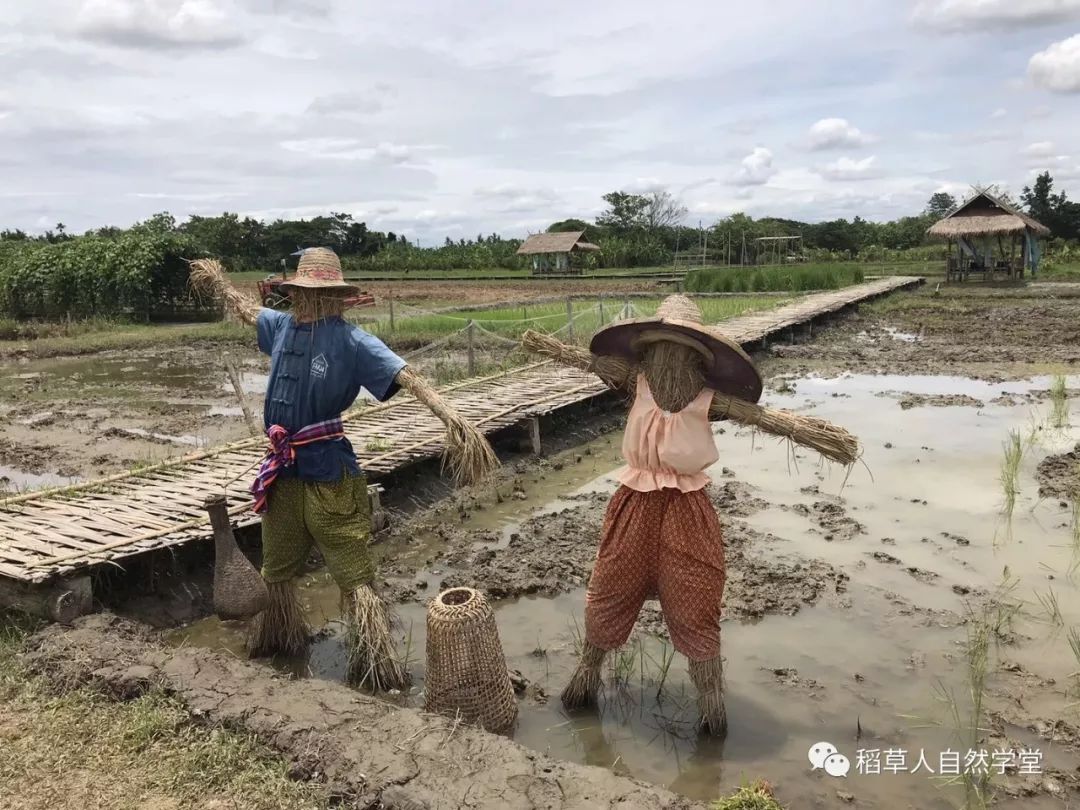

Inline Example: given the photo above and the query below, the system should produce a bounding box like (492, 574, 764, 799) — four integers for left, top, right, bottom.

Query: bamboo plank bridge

(0, 277, 920, 614)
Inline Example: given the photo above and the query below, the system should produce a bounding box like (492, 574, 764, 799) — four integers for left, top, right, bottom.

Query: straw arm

(187, 258, 262, 327)
(395, 365, 499, 485)
(520, 330, 638, 392)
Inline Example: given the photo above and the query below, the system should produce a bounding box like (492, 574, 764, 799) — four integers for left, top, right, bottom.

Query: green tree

(596, 191, 649, 230)
(1021, 172, 1056, 226)
(924, 192, 957, 219)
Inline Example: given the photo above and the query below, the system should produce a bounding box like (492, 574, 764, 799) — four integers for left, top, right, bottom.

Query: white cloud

(807, 118, 872, 150)
(818, 155, 883, 181)
(76, 0, 245, 49)
(1029, 35, 1080, 93)
(1023, 141, 1056, 157)
(990, 107, 1007, 118)
(912, 0, 1080, 31)
(731, 147, 776, 186)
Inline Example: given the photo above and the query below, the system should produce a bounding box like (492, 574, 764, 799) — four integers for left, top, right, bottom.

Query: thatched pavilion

(517, 230, 600, 275)
(928, 190, 1050, 281)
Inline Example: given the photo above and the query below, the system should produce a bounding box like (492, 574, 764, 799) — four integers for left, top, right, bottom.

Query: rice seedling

(1049, 374, 1070, 429)
(999, 430, 1024, 518)
(568, 614, 584, 657)
(1067, 626, 1080, 673)
(930, 606, 993, 810)
(1035, 587, 1064, 626)
(531, 633, 547, 658)
(364, 437, 392, 452)
(610, 640, 639, 687)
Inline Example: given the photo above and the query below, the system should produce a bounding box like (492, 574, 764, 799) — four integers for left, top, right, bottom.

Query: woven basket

(424, 587, 517, 732)
(204, 494, 269, 620)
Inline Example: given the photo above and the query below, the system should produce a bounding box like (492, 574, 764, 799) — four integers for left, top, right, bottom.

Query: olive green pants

(261, 474, 374, 592)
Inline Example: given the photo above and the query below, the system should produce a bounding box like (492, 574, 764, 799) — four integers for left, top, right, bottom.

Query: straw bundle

(396, 365, 499, 486)
(689, 655, 727, 735)
(345, 583, 408, 691)
(290, 287, 348, 322)
(424, 587, 517, 732)
(248, 581, 310, 658)
(522, 330, 861, 466)
(560, 639, 606, 709)
(187, 258, 261, 326)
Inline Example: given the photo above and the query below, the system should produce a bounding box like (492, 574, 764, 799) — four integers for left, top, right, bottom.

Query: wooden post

(702, 227, 708, 267)
(388, 294, 395, 331)
(0, 575, 92, 624)
(467, 320, 476, 377)
(527, 417, 542, 455)
(222, 353, 259, 437)
(598, 298, 605, 326)
(566, 297, 574, 340)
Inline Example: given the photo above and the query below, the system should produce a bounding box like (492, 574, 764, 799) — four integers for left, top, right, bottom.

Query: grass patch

(0, 615, 329, 810)
(685, 263, 865, 293)
(713, 779, 784, 810)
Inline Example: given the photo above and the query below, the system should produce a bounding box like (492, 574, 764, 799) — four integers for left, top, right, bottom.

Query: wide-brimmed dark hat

(280, 247, 359, 293)
(590, 294, 762, 403)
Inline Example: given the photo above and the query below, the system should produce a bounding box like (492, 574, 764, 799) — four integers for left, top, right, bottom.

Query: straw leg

(689, 652, 727, 737)
(344, 583, 410, 692)
(561, 640, 608, 709)
(247, 579, 310, 658)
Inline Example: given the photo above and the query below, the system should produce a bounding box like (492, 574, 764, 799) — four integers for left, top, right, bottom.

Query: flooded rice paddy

(173, 370, 1080, 808)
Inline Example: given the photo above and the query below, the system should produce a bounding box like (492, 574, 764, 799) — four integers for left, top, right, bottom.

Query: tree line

(0, 173, 1076, 282)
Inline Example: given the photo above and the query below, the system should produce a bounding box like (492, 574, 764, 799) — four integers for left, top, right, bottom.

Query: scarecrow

(189, 248, 497, 692)
(523, 294, 859, 735)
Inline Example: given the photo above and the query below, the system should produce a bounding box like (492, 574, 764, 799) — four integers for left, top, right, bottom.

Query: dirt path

(22, 614, 703, 810)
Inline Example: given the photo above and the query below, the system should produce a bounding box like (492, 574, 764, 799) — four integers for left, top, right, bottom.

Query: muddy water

(172, 373, 1080, 807)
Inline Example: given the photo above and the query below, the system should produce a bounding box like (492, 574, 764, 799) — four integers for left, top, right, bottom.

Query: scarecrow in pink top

(539, 294, 762, 735)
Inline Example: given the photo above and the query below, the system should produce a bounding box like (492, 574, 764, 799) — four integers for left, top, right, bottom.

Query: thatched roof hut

(928, 190, 1049, 281)
(928, 191, 1050, 239)
(517, 230, 600, 275)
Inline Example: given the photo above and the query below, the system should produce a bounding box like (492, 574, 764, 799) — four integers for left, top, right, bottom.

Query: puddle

(0, 351, 269, 403)
(0, 465, 80, 491)
(857, 326, 922, 343)
(171, 373, 1080, 806)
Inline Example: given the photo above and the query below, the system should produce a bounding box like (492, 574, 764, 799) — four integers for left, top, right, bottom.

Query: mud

(770, 288, 1080, 379)
(1036, 442, 1079, 500)
(22, 614, 702, 810)
(895, 392, 985, 410)
(384, 479, 849, 624)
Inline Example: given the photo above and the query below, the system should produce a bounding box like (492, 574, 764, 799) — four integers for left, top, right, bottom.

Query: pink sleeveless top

(617, 375, 718, 492)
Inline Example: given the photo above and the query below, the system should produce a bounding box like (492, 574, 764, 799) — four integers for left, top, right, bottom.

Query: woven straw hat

(590, 294, 763, 403)
(280, 247, 358, 292)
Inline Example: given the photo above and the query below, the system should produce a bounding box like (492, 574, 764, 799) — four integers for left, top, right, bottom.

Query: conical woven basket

(204, 494, 268, 620)
(424, 587, 517, 732)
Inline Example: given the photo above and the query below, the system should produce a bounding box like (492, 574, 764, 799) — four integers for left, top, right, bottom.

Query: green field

(685, 263, 869, 293)
(357, 295, 787, 348)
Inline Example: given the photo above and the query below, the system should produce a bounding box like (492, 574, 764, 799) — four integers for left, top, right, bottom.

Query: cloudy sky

(2, 1, 1079, 241)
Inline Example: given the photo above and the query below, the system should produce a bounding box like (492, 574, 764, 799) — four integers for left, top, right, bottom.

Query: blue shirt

(257, 309, 406, 482)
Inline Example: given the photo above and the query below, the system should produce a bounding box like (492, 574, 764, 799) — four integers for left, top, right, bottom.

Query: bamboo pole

(222, 353, 259, 437)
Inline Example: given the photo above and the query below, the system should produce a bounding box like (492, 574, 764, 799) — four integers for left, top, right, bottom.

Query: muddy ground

(7, 281, 1080, 808)
(771, 286, 1080, 379)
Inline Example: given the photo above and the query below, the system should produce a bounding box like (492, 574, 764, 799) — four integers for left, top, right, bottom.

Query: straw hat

(280, 247, 358, 293)
(590, 294, 763, 403)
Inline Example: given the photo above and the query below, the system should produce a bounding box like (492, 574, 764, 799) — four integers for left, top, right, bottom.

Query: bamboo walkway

(0, 276, 920, 585)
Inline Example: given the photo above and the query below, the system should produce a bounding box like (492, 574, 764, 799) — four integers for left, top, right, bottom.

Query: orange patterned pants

(584, 486, 726, 662)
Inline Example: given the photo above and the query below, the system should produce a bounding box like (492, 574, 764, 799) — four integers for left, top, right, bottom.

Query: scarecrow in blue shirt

(192, 248, 497, 691)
